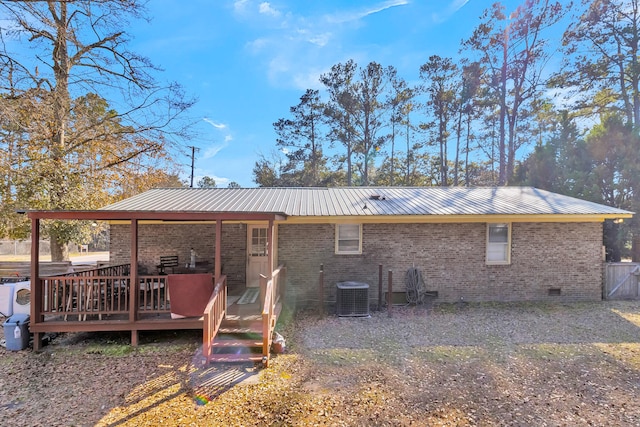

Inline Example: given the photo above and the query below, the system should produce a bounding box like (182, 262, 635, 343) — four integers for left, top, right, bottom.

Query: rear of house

(105, 186, 631, 308)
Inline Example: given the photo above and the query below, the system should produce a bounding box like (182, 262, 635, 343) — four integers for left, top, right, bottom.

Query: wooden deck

(28, 263, 287, 366)
(31, 297, 266, 333)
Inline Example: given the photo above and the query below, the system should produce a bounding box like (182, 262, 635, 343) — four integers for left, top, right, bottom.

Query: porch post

(215, 220, 222, 281)
(130, 219, 139, 346)
(267, 219, 274, 275)
(31, 218, 42, 351)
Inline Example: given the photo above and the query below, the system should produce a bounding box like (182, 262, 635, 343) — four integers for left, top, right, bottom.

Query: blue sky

(131, 0, 538, 187)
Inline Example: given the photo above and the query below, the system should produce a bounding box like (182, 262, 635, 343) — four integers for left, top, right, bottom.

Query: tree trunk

(498, 29, 508, 186)
(346, 146, 353, 186)
(465, 113, 471, 187)
(507, 114, 517, 184)
(390, 119, 395, 186)
(405, 120, 410, 185)
(604, 221, 621, 262)
(50, 235, 69, 262)
(632, 235, 640, 262)
(439, 119, 447, 186)
(454, 107, 463, 186)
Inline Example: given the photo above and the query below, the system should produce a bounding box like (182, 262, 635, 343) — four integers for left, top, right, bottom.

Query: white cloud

(546, 86, 582, 111)
(432, 0, 469, 24)
(259, 2, 281, 17)
(233, 0, 249, 15)
(306, 32, 331, 47)
(267, 55, 291, 83)
(203, 118, 228, 130)
(193, 172, 230, 187)
(202, 142, 229, 160)
(325, 0, 409, 24)
(292, 67, 327, 90)
(246, 37, 269, 52)
(202, 118, 233, 156)
(238, 0, 413, 90)
(449, 0, 469, 11)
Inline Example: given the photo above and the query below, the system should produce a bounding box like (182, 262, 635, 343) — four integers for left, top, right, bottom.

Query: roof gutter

(26, 210, 287, 222)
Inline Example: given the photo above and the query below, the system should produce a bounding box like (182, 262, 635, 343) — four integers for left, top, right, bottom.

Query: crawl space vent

(336, 282, 369, 317)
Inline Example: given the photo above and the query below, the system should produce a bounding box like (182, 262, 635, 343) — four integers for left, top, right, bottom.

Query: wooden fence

(604, 262, 640, 300)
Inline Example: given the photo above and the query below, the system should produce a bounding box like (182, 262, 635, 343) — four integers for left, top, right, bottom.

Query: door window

(250, 227, 268, 256)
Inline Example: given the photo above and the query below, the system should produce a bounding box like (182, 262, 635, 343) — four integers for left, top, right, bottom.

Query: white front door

(247, 225, 269, 287)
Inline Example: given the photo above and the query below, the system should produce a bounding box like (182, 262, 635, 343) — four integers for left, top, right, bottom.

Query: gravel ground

(1, 300, 640, 426)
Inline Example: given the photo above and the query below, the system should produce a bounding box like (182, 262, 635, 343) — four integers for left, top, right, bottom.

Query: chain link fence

(0, 240, 52, 256)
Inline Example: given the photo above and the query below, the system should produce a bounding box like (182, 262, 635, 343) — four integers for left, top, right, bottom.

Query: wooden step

(206, 300, 284, 365)
(212, 338, 262, 348)
(219, 321, 263, 334)
(207, 353, 264, 363)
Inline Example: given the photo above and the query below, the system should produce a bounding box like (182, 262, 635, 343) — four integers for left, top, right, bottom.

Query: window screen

(487, 223, 510, 264)
(336, 224, 362, 254)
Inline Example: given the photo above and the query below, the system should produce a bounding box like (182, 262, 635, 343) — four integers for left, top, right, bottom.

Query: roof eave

(26, 210, 288, 222)
(279, 213, 634, 224)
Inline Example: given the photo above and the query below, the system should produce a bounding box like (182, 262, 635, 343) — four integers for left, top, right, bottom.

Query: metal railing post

(378, 264, 383, 311)
(387, 269, 393, 318)
(319, 264, 324, 318)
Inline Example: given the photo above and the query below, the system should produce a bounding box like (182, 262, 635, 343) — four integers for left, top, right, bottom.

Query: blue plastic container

(3, 313, 30, 351)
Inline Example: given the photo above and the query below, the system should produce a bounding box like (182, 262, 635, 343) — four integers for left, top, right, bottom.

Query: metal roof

(99, 187, 633, 218)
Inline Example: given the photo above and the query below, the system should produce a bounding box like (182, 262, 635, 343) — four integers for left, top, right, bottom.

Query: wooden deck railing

(202, 275, 227, 364)
(261, 264, 286, 367)
(61, 263, 131, 278)
(38, 263, 171, 320)
(41, 275, 131, 320)
(137, 275, 171, 314)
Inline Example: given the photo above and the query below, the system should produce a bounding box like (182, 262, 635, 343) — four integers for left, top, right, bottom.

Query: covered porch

(26, 209, 287, 366)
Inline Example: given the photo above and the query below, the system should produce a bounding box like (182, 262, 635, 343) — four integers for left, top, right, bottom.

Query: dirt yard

(1, 301, 640, 426)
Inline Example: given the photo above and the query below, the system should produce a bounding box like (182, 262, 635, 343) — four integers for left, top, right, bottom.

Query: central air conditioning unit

(336, 281, 370, 317)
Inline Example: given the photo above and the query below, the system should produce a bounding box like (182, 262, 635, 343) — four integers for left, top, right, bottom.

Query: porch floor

(225, 287, 262, 323)
(31, 287, 263, 334)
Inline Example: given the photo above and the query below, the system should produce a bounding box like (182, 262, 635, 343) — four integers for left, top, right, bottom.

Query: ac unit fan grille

(336, 282, 369, 317)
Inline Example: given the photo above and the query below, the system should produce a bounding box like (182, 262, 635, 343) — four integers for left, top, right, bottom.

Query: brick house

(104, 186, 633, 306)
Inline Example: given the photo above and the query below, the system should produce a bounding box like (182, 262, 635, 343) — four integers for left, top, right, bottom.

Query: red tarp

(168, 273, 214, 318)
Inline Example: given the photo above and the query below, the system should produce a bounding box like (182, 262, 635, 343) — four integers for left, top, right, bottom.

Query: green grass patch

(594, 342, 640, 369)
(412, 345, 486, 363)
(45, 329, 200, 357)
(84, 343, 134, 356)
(276, 303, 295, 330)
(308, 348, 379, 365)
(516, 343, 596, 360)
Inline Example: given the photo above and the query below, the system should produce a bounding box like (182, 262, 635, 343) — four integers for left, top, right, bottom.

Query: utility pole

(188, 146, 199, 187)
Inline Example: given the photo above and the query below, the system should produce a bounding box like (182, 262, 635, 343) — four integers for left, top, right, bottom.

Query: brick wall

(277, 222, 604, 307)
(109, 223, 246, 286)
(110, 220, 604, 308)
(221, 224, 247, 287)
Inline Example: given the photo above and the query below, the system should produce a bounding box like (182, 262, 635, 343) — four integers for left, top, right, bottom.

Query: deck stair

(204, 267, 286, 366)
(207, 298, 283, 364)
(208, 319, 265, 364)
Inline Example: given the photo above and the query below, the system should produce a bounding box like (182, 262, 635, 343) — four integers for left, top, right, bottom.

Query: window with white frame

(486, 223, 511, 264)
(335, 224, 362, 254)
